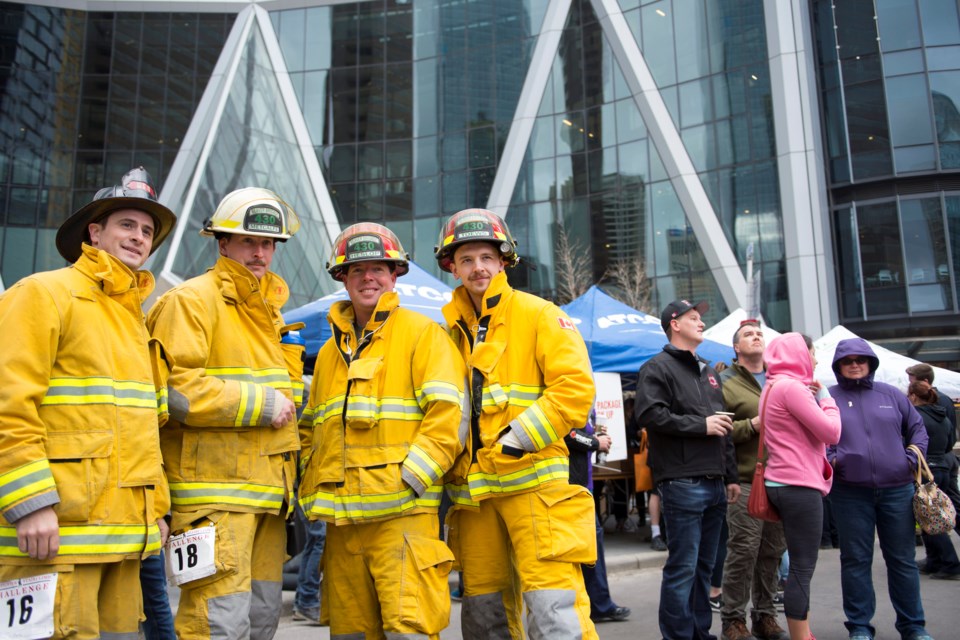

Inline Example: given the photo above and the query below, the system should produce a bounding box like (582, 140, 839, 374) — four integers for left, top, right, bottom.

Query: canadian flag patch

(707, 374, 719, 389)
(558, 317, 575, 330)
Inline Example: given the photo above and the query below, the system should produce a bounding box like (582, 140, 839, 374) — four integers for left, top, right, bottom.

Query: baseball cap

(660, 299, 709, 333)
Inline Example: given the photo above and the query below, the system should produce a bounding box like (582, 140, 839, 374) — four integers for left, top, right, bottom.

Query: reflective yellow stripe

(516, 404, 555, 449)
(0, 460, 56, 511)
(156, 388, 168, 416)
(300, 485, 442, 521)
(170, 481, 286, 510)
(416, 381, 463, 406)
(481, 382, 543, 408)
(0, 522, 160, 557)
(205, 367, 292, 391)
(41, 377, 157, 408)
(345, 396, 424, 422)
(466, 457, 569, 498)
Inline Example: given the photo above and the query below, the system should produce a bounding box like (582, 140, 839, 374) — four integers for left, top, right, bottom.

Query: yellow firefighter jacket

(442, 271, 595, 506)
(0, 245, 168, 564)
(146, 256, 304, 520)
(298, 292, 466, 525)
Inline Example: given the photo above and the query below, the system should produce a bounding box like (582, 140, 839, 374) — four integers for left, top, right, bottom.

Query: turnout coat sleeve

(147, 276, 279, 428)
(0, 277, 63, 520)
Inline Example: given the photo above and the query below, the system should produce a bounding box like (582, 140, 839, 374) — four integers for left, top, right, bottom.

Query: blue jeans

(831, 481, 929, 640)
(583, 513, 617, 617)
(295, 512, 327, 612)
(658, 476, 727, 640)
(140, 552, 175, 640)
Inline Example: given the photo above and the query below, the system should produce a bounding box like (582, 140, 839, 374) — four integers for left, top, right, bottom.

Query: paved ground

(270, 527, 960, 639)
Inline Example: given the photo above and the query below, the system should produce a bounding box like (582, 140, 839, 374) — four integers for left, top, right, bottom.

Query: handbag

(633, 429, 653, 493)
(747, 382, 780, 523)
(907, 444, 957, 536)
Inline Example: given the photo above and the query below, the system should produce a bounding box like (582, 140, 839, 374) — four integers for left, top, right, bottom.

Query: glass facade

(814, 0, 960, 358)
(0, 3, 232, 286)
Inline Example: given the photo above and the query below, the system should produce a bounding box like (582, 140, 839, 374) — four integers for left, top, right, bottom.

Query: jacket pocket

(181, 430, 252, 481)
(345, 357, 383, 430)
(176, 512, 239, 590)
(469, 342, 508, 414)
(398, 533, 454, 634)
(47, 431, 113, 522)
(531, 482, 597, 564)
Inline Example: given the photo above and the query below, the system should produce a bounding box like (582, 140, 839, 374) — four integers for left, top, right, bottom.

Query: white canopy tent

(813, 325, 960, 401)
(702, 307, 783, 345)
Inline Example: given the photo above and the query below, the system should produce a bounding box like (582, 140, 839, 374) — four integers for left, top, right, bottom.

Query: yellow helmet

(326, 222, 409, 282)
(201, 187, 301, 240)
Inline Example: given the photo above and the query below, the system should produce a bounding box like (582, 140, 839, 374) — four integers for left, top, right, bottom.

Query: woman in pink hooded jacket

(759, 333, 842, 640)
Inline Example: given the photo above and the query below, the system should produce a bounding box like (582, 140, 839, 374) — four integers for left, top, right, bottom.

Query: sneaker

(721, 619, 757, 640)
(710, 594, 723, 612)
(849, 632, 873, 640)
(292, 605, 321, 625)
(591, 605, 630, 622)
(752, 613, 787, 640)
(772, 590, 784, 612)
(651, 535, 668, 552)
(918, 560, 933, 575)
(930, 571, 960, 580)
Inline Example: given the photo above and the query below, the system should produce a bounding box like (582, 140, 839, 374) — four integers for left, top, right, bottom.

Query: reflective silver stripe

(237, 381, 260, 426)
(206, 367, 291, 390)
(170, 482, 285, 509)
(405, 446, 443, 486)
(416, 381, 462, 405)
(516, 404, 555, 449)
(0, 460, 56, 511)
(481, 383, 542, 407)
(524, 589, 584, 640)
(301, 486, 442, 521)
(466, 459, 569, 496)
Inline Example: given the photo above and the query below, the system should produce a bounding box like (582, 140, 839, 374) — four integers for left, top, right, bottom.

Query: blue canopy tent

(284, 261, 452, 368)
(560, 285, 735, 373)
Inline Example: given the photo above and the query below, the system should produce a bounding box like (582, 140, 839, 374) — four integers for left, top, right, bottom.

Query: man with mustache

(146, 188, 304, 640)
(437, 208, 598, 640)
(0, 167, 176, 639)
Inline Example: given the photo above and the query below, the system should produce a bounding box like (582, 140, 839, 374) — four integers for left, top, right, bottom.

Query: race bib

(165, 526, 217, 586)
(0, 572, 56, 640)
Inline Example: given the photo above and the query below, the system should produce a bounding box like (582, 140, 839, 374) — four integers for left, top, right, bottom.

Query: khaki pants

(174, 511, 286, 640)
(720, 481, 787, 623)
(0, 558, 142, 639)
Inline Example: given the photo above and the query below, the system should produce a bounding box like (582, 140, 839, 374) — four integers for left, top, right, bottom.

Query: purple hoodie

(827, 338, 928, 488)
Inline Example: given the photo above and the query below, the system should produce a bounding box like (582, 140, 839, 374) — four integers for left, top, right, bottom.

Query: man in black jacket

(635, 299, 740, 640)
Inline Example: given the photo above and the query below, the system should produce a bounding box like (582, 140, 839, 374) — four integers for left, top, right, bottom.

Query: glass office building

(0, 0, 958, 363)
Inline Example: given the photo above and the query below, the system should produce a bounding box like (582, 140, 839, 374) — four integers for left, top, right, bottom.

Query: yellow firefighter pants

(448, 482, 599, 640)
(0, 558, 142, 639)
(321, 512, 454, 639)
(173, 511, 286, 640)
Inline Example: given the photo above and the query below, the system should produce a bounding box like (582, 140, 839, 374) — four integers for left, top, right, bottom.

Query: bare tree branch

(604, 257, 652, 313)
(554, 225, 593, 305)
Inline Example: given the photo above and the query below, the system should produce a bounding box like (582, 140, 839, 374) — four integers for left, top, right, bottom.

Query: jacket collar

(663, 343, 706, 370)
(213, 256, 289, 309)
(328, 290, 400, 337)
(444, 270, 512, 326)
(730, 361, 764, 389)
(76, 243, 155, 299)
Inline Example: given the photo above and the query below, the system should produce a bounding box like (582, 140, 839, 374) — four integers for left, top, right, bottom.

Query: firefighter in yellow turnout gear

(0, 167, 176, 640)
(146, 188, 305, 640)
(298, 223, 466, 638)
(436, 209, 598, 640)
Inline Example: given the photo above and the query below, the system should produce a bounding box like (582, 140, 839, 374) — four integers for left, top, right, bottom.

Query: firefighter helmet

(434, 208, 518, 273)
(326, 222, 410, 282)
(56, 166, 177, 263)
(200, 187, 300, 240)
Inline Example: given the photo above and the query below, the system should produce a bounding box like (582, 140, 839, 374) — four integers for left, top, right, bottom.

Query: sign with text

(593, 371, 627, 462)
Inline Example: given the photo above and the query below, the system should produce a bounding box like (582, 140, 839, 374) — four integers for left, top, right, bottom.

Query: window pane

(919, 0, 960, 46)
(886, 74, 933, 147)
(857, 201, 907, 315)
(900, 198, 951, 312)
(876, 0, 921, 51)
(929, 71, 960, 169)
(834, 206, 863, 319)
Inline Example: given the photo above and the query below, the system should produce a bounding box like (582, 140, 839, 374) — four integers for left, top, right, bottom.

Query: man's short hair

(906, 362, 935, 383)
(732, 319, 761, 348)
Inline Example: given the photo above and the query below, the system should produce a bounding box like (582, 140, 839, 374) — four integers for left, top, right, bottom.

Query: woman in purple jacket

(828, 338, 933, 640)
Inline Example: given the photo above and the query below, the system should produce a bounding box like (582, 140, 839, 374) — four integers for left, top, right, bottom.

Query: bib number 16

(0, 573, 56, 640)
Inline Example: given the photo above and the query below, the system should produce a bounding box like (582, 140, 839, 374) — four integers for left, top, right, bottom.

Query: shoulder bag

(907, 444, 957, 536)
(747, 381, 780, 523)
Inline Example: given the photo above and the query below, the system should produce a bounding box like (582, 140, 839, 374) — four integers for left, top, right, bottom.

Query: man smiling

(0, 167, 176, 639)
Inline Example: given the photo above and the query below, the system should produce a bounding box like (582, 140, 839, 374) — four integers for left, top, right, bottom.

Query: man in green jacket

(719, 320, 787, 640)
